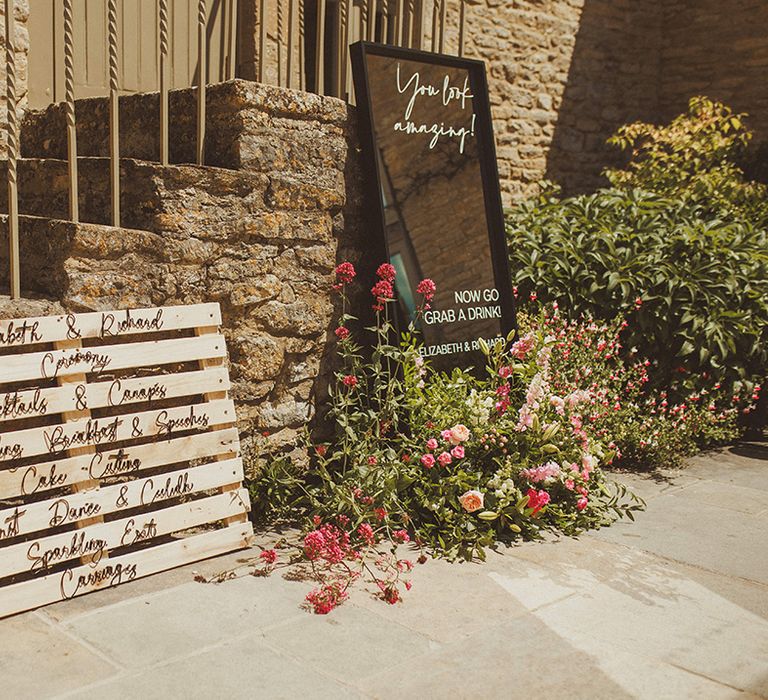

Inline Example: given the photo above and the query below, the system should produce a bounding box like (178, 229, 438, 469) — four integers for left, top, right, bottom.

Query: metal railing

(2, 0, 467, 298)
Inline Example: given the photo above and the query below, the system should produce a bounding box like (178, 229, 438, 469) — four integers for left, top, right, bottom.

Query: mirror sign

(351, 43, 516, 371)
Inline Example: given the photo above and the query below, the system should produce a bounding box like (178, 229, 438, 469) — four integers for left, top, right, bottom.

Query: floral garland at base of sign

(238, 262, 754, 614)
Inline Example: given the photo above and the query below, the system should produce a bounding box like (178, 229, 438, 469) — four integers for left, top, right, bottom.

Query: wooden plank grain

(0, 489, 250, 578)
(0, 303, 222, 350)
(0, 334, 227, 385)
(0, 457, 245, 541)
(0, 398, 237, 465)
(0, 523, 253, 618)
(0, 428, 240, 499)
(0, 367, 231, 423)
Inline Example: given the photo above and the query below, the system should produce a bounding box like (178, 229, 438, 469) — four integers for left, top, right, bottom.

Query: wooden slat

(0, 303, 221, 349)
(0, 398, 236, 465)
(0, 427, 239, 500)
(0, 301, 251, 619)
(0, 489, 249, 578)
(0, 457, 244, 540)
(0, 366, 230, 423)
(0, 334, 226, 386)
(196, 325, 246, 529)
(0, 428, 238, 498)
(0, 523, 253, 618)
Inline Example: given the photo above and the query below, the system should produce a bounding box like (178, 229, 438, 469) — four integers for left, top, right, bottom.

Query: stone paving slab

(0, 442, 766, 699)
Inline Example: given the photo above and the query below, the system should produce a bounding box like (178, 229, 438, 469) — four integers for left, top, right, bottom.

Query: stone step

(0, 157, 343, 242)
(0, 214, 160, 301)
(20, 80, 351, 195)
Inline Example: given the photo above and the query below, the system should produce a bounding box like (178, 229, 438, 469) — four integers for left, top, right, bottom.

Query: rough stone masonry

(0, 81, 369, 467)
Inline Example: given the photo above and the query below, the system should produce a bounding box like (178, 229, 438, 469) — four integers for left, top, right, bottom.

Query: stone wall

(455, 0, 661, 201)
(659, 0, 768, 144)
(1, 81, 367, 464)
(0, 0, 29, 155)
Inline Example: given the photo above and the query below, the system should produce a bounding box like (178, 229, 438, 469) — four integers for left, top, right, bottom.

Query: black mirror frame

(350, 41, 517, 354)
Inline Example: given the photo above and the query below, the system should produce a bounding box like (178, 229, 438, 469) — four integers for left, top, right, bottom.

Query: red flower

(342, 375, 358, 388)
(334, 262, 356, 285)
(416, 278, 436, 302)
(376, 263, 396, 282)
(392, 529, 410, 543)
(525, 488, 551, 515)
(382, 585, 400, 605)
(367, 455, 378, 465)
(334, 326, 350, 340)
(357, 522, 375, 545)
(259, 549, 278, 565)
(306, 582, 348, 614)
(315, 444, 327, 457)
(371, 279, 394, 311)
(374, 507, 387, 522)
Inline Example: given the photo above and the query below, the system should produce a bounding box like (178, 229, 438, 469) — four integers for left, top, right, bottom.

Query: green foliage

(507, 98, 768, 400)
(507, 188, 768, 396)
(248, 273, 644, 562)
(605, 96, 768, 226)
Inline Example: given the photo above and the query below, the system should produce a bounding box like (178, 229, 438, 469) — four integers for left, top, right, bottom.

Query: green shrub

(507, 188, 767, 396)
(605, 96, 768, 226)
(506, 98, 768, 401)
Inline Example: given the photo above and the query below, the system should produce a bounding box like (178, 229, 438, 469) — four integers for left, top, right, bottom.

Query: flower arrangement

(246, 261, 660, 610)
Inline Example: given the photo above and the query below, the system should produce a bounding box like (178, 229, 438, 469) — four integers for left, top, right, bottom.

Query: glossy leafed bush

(506, 188, 768, 399)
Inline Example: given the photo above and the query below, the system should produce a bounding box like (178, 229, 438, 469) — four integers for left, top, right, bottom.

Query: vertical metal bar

(344, 0, 353, 100)
(405, 0, 414, 47)
(287, 0, 295, 88)
(258, 0, 267, 83)
(4, 0, 19, 297)
(367, 0, 377, 41)
(107, 0, 120, 227)
(394, 0, 403, 45)
(336, 0, 347, 98)
(380, 0, 389, 42)
(298, 0, 305, 90)
(430, 0, 437, 51)
(159, 0, 169, 165)
(438, 0, 446, 53)
(276, 0, 283, 86)
(314, 0, 326, 94)
(413, 0, 422, 49)
(63, 0, 79, 221)
(458, 0, 465, 56)
(197, 0, 206, 165)
(228, 0, 238, 79)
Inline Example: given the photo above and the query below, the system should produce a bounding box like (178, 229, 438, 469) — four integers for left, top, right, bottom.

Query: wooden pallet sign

(0, 302, 253, 617)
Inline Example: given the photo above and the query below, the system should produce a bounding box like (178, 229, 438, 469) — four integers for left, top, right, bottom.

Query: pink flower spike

(416, 278, 436, 301)
(334, 262, 356, 285)
(376, 263, 396, 282)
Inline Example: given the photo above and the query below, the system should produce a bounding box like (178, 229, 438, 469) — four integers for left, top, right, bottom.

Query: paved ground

(2, 441, 767, 700)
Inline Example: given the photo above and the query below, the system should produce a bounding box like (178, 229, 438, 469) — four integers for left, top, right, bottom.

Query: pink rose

(451, 445, 465, 459)
(577, 497, 588, 511)
(449, 424, 470, 445)
(458, 490, 484, 513)
(420, 454, 435, 469)
(441, 429, 452, 442)
(437, 451, 452, 467)
(426, 438, 438, 451)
